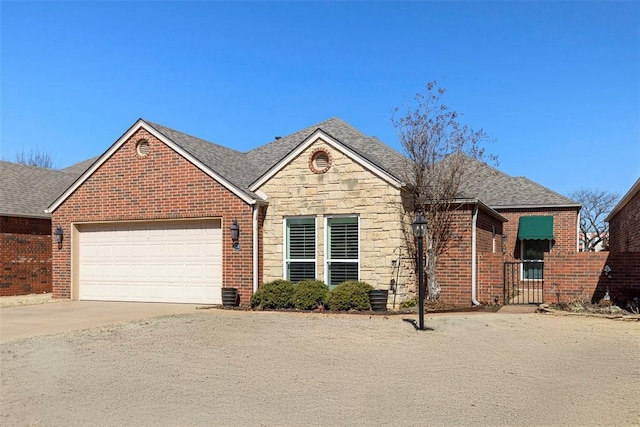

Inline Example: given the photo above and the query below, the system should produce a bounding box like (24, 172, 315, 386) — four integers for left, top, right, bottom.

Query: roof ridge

(144, 120, 247, 156)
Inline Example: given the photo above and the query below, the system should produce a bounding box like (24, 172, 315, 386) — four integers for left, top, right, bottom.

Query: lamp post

(412, 212, 427, 330)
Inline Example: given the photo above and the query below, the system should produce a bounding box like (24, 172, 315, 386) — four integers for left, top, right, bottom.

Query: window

(285, 218, 316, 282)
(522, 239, 550, 279)
(326, 216, 359, 287)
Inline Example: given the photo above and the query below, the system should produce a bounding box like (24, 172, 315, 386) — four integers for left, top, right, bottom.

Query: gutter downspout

(471, 204, 480, 306)
(253, 205, 259, 294)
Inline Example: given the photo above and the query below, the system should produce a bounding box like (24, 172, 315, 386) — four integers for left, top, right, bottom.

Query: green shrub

(250, 280, 295, 309)
(400, 298, 418, 308)
(326, 280, 373, 311)
(292, 280, 329, 310)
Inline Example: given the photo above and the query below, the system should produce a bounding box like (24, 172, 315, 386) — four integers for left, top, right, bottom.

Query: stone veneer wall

(256, 138, 413, 297)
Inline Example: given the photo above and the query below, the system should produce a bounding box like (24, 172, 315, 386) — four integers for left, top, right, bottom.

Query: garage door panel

(79, 220, 222, 304)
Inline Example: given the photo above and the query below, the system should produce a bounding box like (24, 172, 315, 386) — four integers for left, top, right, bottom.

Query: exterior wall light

(230, 219, 240, 251)
(54, 226, 64, 249)
(502, 234, 508, 255)
(412, 212, 427, 331)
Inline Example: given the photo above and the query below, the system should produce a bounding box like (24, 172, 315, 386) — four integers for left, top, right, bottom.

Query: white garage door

(78, 220, 222, 304)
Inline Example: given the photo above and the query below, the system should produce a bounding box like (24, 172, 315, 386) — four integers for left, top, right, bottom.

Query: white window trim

(324, 215, 360, 287)
(283, 216, 317, 281)
(520, 239, 551, 280)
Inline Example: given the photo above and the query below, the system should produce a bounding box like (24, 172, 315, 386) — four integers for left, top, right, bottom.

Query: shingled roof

(245, 117, 408, 185)
(459, 158, 579, 208)
(0, 161, 79, 218)
(39, 117, 579, 215)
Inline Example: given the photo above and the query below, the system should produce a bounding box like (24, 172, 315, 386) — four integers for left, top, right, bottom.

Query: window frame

(324, 215, 360, 288)
(520, 239, 551, 280)
(283, 216, 317, 282)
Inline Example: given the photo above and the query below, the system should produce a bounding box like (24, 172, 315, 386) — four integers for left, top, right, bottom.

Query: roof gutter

(491, 204, 581, 210)
(253, 204, 260, 294)
(471, 204, 480, 306)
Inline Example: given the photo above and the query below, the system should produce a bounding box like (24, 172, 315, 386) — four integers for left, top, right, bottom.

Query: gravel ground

(0, 293, 61, 309)
(1, 309, 639, 427)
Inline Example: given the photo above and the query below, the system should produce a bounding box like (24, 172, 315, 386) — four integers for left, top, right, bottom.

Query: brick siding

(51, 128, 255, 305)
(498, 208, 579, 259)
(608, 189, 640, 253)
(0, 216, 52, 296)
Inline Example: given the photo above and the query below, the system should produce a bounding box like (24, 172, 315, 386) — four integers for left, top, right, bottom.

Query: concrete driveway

(0, 300, 201, 343)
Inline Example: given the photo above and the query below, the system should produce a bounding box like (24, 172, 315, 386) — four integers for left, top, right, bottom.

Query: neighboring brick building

(43, 117, 583, 307)
(0, 161, 84, 296)
(606, 178, 640, 253)
(601, 178, 640, 304)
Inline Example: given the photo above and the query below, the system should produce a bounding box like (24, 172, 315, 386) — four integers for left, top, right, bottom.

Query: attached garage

(76, 220, 222, 304)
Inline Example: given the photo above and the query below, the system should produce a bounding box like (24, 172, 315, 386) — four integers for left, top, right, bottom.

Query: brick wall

(51, 128, 255, 304)
(498, 208, 579, 259)
(433, 206, 504, 305)
(544, 252, 639, 305)
(608, 188, 640, 253)
(0, 216, 52, 296)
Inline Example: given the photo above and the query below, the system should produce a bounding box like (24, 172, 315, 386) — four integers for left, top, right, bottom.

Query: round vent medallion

(136, 139, 150, 157)
(309, 148, 332, 174)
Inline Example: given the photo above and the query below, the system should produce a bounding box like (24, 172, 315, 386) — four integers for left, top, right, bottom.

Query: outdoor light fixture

(54, 226, 64, 249)
(230, 219, 240, 251)
(412, 212, 427, 331)
(501, 234, 508, 255)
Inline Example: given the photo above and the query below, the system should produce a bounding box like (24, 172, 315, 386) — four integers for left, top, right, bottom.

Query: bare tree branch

(393, 82, 496, 300)
(570, 188, 619, 251)
(15, 146, 55, 168)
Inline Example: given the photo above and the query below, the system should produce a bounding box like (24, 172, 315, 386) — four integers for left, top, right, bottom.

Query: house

(599, 178, 640, 304)
(0, 161, 91, 296)
(44, 117, 584, 307)
(606, 178, 640, 253)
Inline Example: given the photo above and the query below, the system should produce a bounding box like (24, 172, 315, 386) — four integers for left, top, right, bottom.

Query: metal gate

(503, 261, 544, 305)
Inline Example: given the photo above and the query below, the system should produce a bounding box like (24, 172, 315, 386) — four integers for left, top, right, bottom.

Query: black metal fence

(503, 261, 544, 305)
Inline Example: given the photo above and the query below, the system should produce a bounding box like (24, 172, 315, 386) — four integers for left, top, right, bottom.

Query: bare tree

(15, 146, 55, 168)
(393, 82, 496, 301)
(570, 188, 619, 251)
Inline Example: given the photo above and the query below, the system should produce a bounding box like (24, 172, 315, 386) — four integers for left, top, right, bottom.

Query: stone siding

(256, 137, 412, 297)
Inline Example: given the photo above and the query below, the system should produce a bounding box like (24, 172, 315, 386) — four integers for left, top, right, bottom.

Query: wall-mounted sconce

(603, 264, 612, 278)
(230, 219, 240, 251)
(501, 234, 508, 255)
(54, 226, 64, 249)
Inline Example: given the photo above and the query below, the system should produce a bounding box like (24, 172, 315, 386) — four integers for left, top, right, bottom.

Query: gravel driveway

(1, 309, 639, 426)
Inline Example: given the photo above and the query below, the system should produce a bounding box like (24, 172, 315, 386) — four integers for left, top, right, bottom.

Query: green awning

(518, 216, 554, 240)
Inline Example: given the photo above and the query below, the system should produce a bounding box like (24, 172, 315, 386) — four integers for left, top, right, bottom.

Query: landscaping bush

(326, 280, 373, 311)
(250, 280, 295, 309)
(292, 280, 329, 310)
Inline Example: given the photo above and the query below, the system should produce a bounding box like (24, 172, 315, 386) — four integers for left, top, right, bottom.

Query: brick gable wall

(51, 128, 255, 304)
(498, 208, 579, 259)
(0, 216, 52, 296)
(608, 189, 640, 253)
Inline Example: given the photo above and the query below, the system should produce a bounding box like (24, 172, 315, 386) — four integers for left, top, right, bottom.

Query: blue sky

(1, 1, 638, 198)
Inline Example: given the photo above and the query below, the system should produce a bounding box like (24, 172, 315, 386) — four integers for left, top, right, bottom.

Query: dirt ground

(1, 309, 639, 427)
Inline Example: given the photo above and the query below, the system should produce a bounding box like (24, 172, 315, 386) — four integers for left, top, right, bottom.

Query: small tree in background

(392, 82, 496, 300)
(570, 188, 619, 251)
(15, 146, 55, 168)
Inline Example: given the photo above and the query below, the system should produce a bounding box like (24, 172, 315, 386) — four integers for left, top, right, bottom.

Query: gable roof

(61, 156, 99, 176)
(0, 161, 79, 218)
(44, 116, 578, 215)
(246, 117, 408, 186)
(605, 177, 640, 222)
(459, 158, 580, 209)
